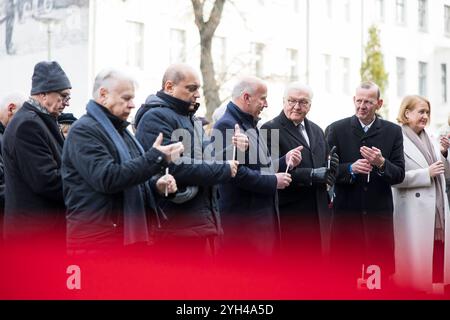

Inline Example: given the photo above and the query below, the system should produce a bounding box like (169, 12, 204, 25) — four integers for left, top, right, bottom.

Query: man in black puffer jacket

(135, 64, 241, 257)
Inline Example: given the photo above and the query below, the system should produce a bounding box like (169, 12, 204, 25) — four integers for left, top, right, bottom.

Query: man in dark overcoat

(3, 61, 71, 243)
(325, 81, 405, 277)
(262, 83, 338, 263)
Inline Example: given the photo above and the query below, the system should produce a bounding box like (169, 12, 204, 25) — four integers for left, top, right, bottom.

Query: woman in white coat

(393, 95, 450, 293)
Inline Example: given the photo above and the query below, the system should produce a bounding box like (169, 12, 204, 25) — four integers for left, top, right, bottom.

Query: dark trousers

(279, 207, 323, 266)
(330, 211, 395, 283)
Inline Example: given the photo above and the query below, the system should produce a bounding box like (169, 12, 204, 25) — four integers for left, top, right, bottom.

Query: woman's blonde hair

(396, 95, 431, 125)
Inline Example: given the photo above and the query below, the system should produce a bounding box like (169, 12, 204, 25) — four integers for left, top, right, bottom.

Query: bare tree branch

(191, 0, 226, 120)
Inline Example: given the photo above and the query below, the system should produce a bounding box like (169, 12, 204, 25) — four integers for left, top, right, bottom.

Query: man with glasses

(325, 81, 405, 281)
(2, 61, 72, 245)
(262, 82, 339, 265)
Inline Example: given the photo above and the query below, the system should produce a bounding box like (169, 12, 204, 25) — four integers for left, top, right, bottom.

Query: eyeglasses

(287, 99, 311, 108)
(56, 91, 71, 103)
(355, 99, 377, 107)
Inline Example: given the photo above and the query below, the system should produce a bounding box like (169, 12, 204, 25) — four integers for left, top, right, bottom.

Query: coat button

(113, 223, 117, 228)
(363, 187, 368, 192)
(362, 211, 367, 215)
(415, 193, 420, 198)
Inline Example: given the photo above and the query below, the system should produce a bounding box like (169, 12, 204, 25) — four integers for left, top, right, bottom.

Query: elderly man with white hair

(261, 82, 339, 264)
(62, 69, 183, 253)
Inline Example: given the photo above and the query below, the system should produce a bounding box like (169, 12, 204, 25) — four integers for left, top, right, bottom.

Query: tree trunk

(191, 0, 226, 121)
(200, 37, 221, 121)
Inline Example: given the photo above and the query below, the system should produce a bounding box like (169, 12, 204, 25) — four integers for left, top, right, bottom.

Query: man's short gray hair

(283, 82, 314, 100)
(92, 69, 136, 99)
(0, 92, 26, 111)
(231, 76, 264, 100)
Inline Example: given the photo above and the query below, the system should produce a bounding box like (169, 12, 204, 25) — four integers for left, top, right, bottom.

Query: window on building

(170, 29, 186, 63)
(126, 21, 144, 69)
(344, 0, 350, 22)
(213, 36, 227, 76)
(341, 57, 350, 94)
(324, 54, 331, 93)
(375, 0, 385, 22)
(251, 42, 265, 78)
(418, 0, 428, 32)
(445, 5, 450, 35)
(395, 0, 406, 25)
(287, 49, 299, 81)
(396, 57, 406, 97)
(326, 0, 332, 19)
(418, 61, 428, 96)
(293, 0, 299, 13)
(442, 64, 448, 103)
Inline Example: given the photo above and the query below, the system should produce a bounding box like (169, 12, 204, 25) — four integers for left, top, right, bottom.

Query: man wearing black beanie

(2, 61, 72, 246)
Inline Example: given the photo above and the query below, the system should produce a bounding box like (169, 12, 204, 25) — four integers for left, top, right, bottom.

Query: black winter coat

(135, 91, 232, 239)
(262, 113, 333, 252)
(213, 102, 282, 256)
(62, 103, 167, 250)
(0, 122, 6, 210)
(325, 115, 405, 215)
(262, 112, 331, 214)
(2, 102, 65, 241)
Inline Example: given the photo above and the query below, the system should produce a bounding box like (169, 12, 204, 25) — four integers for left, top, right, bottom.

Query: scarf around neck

(402, 124, 445, 241)
(87, 100, 150, 246)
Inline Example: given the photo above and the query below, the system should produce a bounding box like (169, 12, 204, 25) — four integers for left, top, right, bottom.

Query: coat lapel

(350, 115, 365, 141)
(363, 117, 382, 140)
(403, 134, 429, 168)
(304, 118, 315, 150)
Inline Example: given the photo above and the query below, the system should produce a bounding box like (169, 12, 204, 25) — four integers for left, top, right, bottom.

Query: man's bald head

(161, 64, 201, 110)
(161, 64, 199, 91)
(231, 76, 268, 119)
(231, 76, 266, 102)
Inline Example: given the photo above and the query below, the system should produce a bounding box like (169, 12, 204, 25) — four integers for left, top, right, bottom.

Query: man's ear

(243, 93, 251, 104)
(99, 87, 108, 97)
(7, 103, 16, 117)
(164, 81, 174, 94)
(377, 99, 384, 110)
(98, 87, 109, 106)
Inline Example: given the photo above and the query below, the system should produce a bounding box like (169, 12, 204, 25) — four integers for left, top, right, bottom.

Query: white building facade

(1, 0, 449, 131)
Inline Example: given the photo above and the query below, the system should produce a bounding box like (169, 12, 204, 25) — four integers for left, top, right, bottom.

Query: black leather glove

(327, 168, 337, 186)
(311, 167, 338, 186)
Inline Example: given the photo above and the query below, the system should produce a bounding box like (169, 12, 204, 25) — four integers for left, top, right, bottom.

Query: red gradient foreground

(0, 236, 447, 300)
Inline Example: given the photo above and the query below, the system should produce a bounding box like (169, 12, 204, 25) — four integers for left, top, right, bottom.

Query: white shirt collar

(359, 118, 376, 130)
